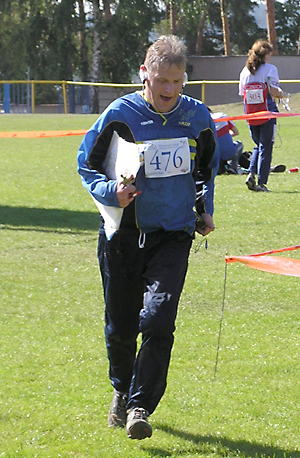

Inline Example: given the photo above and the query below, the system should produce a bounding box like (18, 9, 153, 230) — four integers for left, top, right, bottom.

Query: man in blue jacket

(77, 35, 217, 440)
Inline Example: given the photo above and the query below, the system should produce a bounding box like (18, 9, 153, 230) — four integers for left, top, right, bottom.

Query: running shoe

(126, 407, 152, 440)
(270, 164, 286, 173)
(245, 173, 257, 191)
(108, 389, 128, 428)
(256, 184, 270, 192)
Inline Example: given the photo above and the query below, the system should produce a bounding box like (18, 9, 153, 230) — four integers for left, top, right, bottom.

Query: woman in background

(239, 39, 284, 192)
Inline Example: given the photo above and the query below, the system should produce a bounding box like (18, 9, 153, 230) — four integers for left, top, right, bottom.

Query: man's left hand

(196, 213, 215, 236)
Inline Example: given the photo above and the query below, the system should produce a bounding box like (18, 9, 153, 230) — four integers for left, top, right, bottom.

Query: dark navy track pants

(249, 118, 276, 185)
(98, 229, 193, 414)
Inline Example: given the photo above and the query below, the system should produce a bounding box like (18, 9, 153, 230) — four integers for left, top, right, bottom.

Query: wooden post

(266, 0, 278, 55)
(219, 0, 231, 56)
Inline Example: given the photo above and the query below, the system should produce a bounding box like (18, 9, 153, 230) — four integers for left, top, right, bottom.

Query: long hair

(246, 40, 273, 75)
(144, 35, 187, 73)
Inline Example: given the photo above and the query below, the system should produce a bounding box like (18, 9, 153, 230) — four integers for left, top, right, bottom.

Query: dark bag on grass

(239, 151, 252, 169)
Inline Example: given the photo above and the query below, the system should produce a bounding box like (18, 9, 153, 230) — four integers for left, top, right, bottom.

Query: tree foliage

(225, 0, 266, 54)
(0, 0, 79, 80)
(0, 0, 299, 86)
(0, 1, 29, 79)
(98, 0, 162, 83)
(158, 0, 265, 56)
(275, 0, 300, 54)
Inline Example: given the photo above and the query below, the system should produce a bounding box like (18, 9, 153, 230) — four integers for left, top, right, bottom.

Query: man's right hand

(116, 180, 136, 208)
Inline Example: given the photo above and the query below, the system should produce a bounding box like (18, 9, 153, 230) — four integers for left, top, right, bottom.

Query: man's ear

(139, 65, 149, 83)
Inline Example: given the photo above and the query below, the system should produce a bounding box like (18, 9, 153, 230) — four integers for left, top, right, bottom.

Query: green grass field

(1, 99, 300, 457)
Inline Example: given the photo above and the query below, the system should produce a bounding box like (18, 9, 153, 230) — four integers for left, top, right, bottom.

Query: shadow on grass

(271, 190, 300, 194)
(144, 424, 299, 458)
(0, 205, 99, 233)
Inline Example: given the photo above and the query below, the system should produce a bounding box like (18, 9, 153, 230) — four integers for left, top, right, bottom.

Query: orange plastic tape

(225, 255, 300, 278)
(226, 245, 300, 261)
(214, 111, 300, 123)
(0, 130, 87, 138)
(1, 112, 300, 137)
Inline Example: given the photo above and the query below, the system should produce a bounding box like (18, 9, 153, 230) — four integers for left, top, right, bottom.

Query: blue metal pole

(69, 84, 75, 113)
(4, 83, 10, 113)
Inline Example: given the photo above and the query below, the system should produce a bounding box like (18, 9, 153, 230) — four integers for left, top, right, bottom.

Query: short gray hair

(144, 35, 187, 73)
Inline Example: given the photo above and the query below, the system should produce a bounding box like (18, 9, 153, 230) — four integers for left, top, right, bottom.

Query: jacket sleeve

(193, 122, 218, 216)
(77, 108, 135, 208)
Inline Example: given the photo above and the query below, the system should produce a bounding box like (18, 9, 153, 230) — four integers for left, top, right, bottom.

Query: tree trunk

(195, 7, 208, 56)
(78, 0, 88, 82)
(219, 0, 231, 56)
(90, 0, 101, 113)
(169, 0, 176, 34)
(65, 1, 74, 80)
(266, 0, 278, 55)
(103, 0, 112, 21)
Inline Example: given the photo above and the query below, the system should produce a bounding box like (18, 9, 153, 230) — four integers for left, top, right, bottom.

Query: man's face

(144, 63, 185, 113)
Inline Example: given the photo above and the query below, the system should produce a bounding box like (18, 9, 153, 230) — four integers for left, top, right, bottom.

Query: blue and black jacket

(77, 91, 218, 236)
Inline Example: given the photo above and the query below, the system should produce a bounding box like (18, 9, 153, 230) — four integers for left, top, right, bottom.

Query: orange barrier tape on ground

(0, 130, 87, 138)
(226, 245, 300, 261)
(1, 112, 299, 138)
(214, 111, 300, 123)
(225, 255, 300, 278)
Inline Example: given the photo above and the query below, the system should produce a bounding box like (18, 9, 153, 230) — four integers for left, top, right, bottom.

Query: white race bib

(245, 88, 264, 105)
(143, 137, 191, 178)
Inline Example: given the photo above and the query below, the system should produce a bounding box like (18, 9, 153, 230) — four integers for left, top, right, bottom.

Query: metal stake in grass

(214, 255, 228, 378)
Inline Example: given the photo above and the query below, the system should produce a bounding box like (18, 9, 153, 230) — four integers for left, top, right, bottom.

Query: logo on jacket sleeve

(141, 120, 154, 126)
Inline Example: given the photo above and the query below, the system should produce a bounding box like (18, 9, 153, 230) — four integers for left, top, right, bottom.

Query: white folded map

(92, 131, 143, 239)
